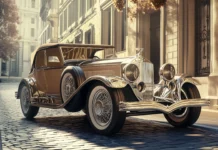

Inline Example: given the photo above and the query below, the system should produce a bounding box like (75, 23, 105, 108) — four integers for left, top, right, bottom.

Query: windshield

(61, 47, 104, 60)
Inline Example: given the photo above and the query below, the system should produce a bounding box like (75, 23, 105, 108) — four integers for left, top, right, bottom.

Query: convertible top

(37, 43, 114, 51)
(31, 43, 114, 65)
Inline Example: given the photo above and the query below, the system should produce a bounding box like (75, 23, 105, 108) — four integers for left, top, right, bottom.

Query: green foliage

(0, 0, 20, 60)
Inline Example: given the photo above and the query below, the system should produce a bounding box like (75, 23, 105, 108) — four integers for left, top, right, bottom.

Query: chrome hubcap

(89, 86, 113, 130)
(62, 73, 76, 102)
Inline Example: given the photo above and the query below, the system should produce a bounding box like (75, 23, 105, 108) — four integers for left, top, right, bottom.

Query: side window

(35, 50, 46, 69)
(46, 48, 63, 68)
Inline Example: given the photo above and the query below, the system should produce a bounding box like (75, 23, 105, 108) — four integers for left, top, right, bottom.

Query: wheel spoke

(91, 88, 113, 128)
(21, 86, 30, 114)
(62, 73, 76, 102)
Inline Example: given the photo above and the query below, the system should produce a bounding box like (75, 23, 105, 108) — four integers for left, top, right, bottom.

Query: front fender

(174, 74, 201, 100)
(175, 74, 201, 86)
(17, 78, 30, 99)
(85, 76, 128, 88)
(62, 75, 128, 110)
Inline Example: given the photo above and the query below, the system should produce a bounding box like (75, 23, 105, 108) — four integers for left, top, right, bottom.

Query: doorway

(150, 10, 160, 84)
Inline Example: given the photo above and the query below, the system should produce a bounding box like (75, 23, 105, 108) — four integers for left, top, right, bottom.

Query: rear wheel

(86, 83, 126, 135)
(164, 86, 201, 127)
(20, 85, 39, 120)
(61, 67, 86, 112)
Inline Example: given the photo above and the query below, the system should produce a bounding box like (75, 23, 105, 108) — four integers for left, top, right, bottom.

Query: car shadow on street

(23, 115, 218, 149)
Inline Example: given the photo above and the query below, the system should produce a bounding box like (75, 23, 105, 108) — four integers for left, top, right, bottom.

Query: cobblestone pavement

(0, 83, 218, 150)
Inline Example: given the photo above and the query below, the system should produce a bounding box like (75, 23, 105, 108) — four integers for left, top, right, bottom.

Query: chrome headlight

(159, 63, 175, 81)
(123, 64, 139, 82)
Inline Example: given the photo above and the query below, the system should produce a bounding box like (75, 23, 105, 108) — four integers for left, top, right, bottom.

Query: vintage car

(16, 43, 210, 135)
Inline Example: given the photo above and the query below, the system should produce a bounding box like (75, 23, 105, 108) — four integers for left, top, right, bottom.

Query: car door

(44, 47, 64, 104)
(33, 50, 47, 96)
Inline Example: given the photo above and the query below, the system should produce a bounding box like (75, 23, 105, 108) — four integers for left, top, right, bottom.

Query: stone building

(39, 0, 59, 45)
(39, 0, 218, 108)
(12, 0, 40, 77)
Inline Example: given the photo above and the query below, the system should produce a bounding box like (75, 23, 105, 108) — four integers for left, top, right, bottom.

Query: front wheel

(86, 83, 126, 135)
(164, 86, 201, 127)
(20, 85, 39, 120)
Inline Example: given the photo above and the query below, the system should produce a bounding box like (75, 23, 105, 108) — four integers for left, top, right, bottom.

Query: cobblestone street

(0, 82, 218, 150)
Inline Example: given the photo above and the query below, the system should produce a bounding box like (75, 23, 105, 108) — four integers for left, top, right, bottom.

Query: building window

(85, 30, 92, 44)
(102, 7, 113, 57)
(11, 61, 16, 74)
(31, 28, 35, 37)
(195, 0, 211, 76)
(1, 62, 6, 76)
(80, 0, 86, 18)
(59, 14, 63, 35)
(31, 18, 35, 24)
(121, 8, 126, 50)
(73, 0, 78, 23)
(75, 35, 82, 43)
(87, 0, 94, 11)
(64, 9, 67, 31)
(31, 46, 35, 52)
(48, 25, 51, 39)
(108, 9, 111, 45)
(68, 2, 74, 27)
(31, 0, 35, 8)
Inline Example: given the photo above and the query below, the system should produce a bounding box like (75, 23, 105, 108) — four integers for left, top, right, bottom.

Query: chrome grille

(132, 62, 154, 101)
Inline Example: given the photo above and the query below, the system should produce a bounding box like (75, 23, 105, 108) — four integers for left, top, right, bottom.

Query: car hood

(64, 57, 135, 66)
(80, 57, 135, 66)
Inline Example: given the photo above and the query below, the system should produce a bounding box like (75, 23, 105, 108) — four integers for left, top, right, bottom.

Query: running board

(119, 99, 210, 114)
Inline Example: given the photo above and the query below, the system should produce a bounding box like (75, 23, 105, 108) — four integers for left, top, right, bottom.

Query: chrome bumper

(119, 99, 210, 114)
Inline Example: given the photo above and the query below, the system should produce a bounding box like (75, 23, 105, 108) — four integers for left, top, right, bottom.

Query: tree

(113, 0, 166, 18)
(0, 0, 20, 60)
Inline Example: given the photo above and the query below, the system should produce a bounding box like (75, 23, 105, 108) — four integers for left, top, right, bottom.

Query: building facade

(39, 0, 218, 109)
(0, 0, 40, 77)
(136, 0, 218, 108)
(39, 0, 59, 45)
(15, 0, 40, 77)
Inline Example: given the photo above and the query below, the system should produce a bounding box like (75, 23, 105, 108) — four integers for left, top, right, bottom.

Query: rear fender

(17, 78, 37, 99)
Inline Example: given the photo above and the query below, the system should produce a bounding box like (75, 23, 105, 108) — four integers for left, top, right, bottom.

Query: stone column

(210, 0, 218, 76)
(209, 0, 218, 107)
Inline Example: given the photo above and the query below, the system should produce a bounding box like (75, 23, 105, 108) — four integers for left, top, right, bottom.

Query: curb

(202, 108, 218, 113)
(0, 77, 22, 83)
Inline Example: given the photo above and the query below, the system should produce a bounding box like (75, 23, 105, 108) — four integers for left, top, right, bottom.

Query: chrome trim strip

(119, 99, 210, 114)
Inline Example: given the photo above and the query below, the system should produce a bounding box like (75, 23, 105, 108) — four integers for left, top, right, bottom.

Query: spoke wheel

(164, 85, 201, 127)
(61, 67, 86, 112)
(21, 86, 30, 114)
(89, 86, 113, 130)
(61, 73, 76, 102)
(87, 83, 126, 135)
(20, 85, 39, 119)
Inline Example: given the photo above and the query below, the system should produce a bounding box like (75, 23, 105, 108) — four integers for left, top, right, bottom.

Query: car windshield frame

(60, 46, 111, 61)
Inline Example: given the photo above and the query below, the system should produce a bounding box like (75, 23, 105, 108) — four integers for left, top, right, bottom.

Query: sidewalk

(0, 76, 22, 83)
(133, 108, 218, 129)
